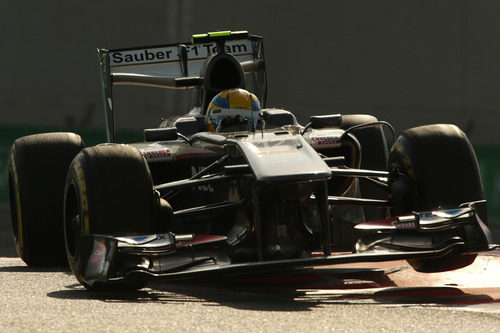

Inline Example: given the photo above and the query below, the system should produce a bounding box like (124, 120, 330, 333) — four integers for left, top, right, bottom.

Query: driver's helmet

(207, 88, 261, 132)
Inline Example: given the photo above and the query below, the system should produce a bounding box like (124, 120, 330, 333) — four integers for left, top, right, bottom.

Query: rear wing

(97, 31, 267, 142)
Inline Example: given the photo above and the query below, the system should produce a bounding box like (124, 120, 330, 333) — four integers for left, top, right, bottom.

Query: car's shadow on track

(49, 282, 318, 311)
(0, 264, 70, 273)
(47, 271, 328, 311)
(46, 268, 496, 311)
(47, 281, 495, 312)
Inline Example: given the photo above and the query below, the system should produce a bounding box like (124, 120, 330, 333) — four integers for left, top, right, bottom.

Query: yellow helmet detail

(207, 89, 261, 132)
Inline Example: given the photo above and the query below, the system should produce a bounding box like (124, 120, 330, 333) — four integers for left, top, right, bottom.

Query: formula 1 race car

(8, 31, 494, 290)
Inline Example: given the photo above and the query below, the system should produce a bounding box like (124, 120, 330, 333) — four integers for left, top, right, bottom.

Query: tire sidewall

(64, 155, 90, 280)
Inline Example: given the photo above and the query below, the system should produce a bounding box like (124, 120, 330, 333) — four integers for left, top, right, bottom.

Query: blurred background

(1, 0, 499, 220)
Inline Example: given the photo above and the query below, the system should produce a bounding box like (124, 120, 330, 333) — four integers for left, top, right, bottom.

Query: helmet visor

(209, 108, 259, 132)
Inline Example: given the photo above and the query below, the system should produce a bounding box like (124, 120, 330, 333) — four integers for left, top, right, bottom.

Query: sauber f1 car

(8, 31, 496, 290)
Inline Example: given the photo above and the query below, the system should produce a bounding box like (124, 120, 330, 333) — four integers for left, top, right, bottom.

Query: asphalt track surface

(1, 205, 500, 332)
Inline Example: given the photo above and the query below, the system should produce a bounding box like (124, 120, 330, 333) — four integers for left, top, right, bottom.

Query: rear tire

(64, 144, 162, 290)
(388, 124, 484, 272)
(8, 132, 83, 266)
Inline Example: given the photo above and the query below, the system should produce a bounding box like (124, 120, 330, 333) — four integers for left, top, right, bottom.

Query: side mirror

(261, 109, 298, 128)
(309, 114, 342, 129)
(144, 128, 178, 142)
(302, 114, 343, 135)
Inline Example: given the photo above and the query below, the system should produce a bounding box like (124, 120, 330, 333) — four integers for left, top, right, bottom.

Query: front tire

(64, 144, 161, 290)
(388, 124, 484, 272)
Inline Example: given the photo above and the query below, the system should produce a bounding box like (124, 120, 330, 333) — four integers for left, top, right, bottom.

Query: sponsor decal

(391, 219, 417, 229)
(355, 217, 418, 230)
(191, 166, 214, 192)
(309, 135, 341, 148)
(141, 148, 172, 162)
(111, 47, 175, 65)
(110, 40, 252, 66)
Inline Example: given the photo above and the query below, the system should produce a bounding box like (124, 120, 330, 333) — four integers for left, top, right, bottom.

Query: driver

(206, 88, 261, 132)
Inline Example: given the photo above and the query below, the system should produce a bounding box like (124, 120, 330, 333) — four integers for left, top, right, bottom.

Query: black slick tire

(8, 132, 84, 266)
(388, 124, 484, 272)
(64, 144, 161, 290)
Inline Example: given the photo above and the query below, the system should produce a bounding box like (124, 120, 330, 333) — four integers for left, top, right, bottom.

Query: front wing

(75, 205, 493, 287)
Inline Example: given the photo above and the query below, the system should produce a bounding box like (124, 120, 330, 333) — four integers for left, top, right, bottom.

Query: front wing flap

(354, 204, 491, 254)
